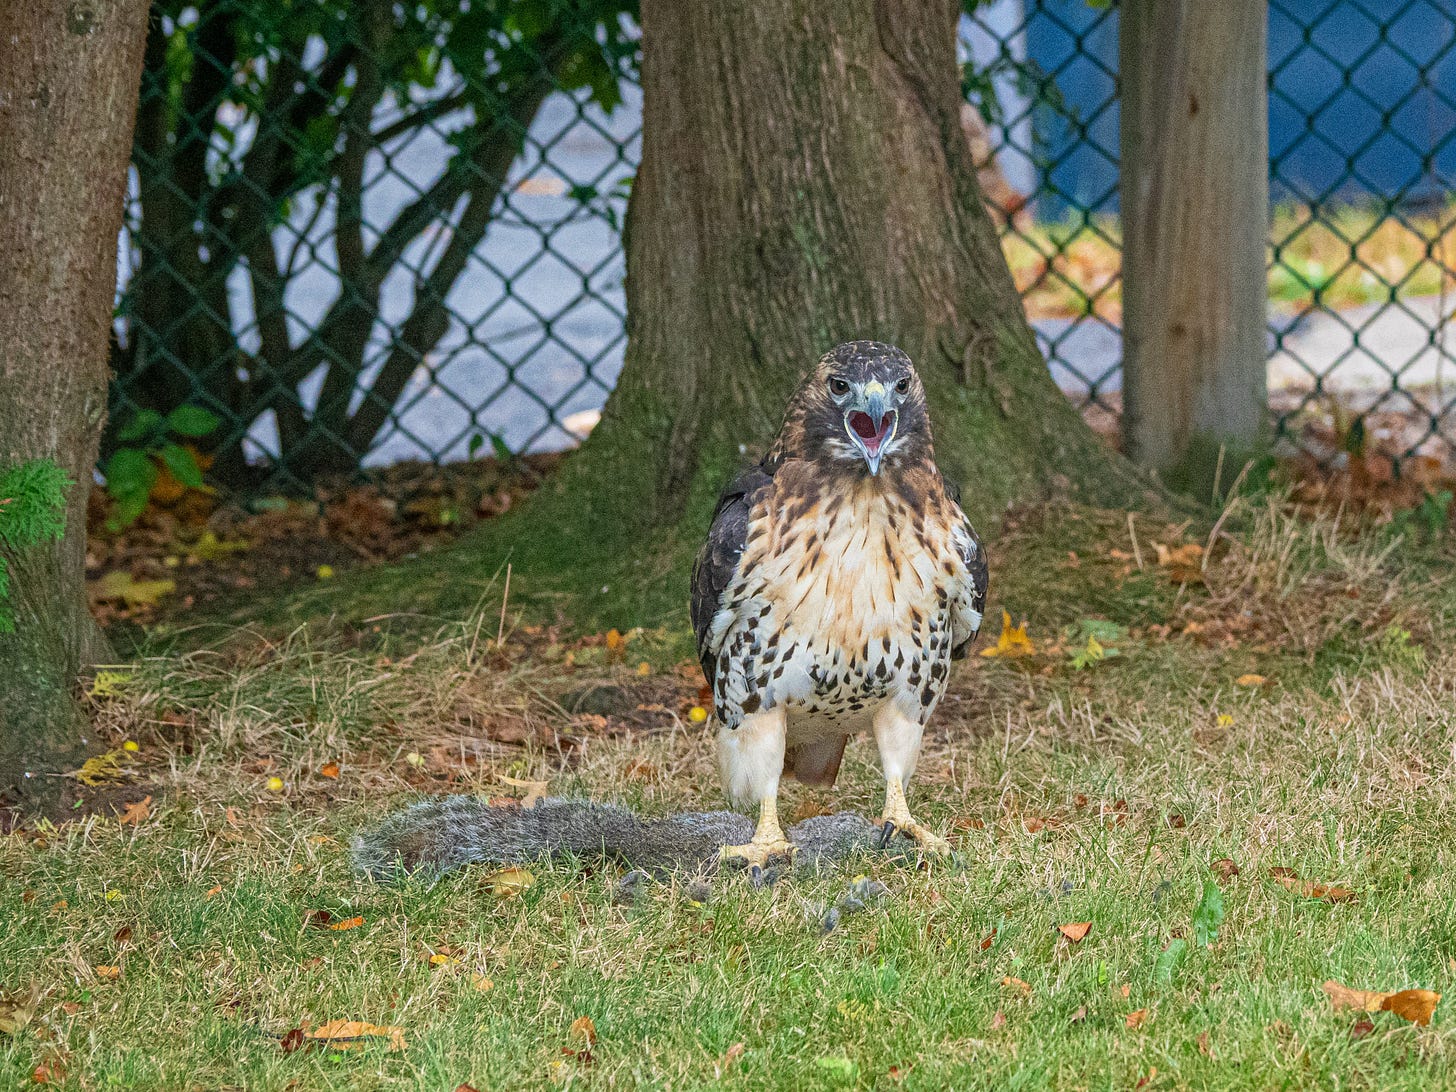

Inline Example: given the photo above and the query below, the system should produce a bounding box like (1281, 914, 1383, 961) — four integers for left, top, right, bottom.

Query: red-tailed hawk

(691, 341, 987, 872)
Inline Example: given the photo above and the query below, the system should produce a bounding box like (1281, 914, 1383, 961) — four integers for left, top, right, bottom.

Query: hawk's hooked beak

(844, 381, 897, 475)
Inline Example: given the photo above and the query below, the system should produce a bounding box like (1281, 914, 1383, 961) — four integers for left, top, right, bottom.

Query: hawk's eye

(895, 377, 911, 394)
(828, 377, 850, 396)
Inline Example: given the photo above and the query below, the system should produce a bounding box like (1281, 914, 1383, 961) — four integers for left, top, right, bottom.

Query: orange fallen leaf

(1235, 674, 1268, 687)
(1383, 989, 1441, 1026)
(979, 928, 996, 951)
(94, 966, 120, 979)
(327, 915, 365, 931)
(117, 796, 151, 826)
(1058, 922, 1092, 943)
(319, 762, 340, 780)
(1271, 871, 1355, 903)
(1001, 976, 1031, 997)
(1126, 1008, 1148, 1029)
(568, 1015, 597, 1046)
(306, 1019, 406, 1052)
(1154, 542, 1205, 584)
(204, 884, 222, 898)
(1324, 980, 1388, 1013)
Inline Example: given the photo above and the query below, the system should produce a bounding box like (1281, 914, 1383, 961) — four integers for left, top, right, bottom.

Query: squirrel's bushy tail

(351, 796, 879, 881)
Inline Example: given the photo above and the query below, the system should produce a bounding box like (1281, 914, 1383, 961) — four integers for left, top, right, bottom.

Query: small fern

(0, 459, 71, 634)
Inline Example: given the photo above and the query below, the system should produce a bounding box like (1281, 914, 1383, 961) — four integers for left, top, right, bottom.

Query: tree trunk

(504, 0, 1148, 604)
(0, 0, 149, 809)
(1120, 0, 1268, 489)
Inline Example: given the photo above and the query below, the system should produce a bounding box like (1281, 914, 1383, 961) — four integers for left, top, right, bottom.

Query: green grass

(3, 497, 1456, 1089)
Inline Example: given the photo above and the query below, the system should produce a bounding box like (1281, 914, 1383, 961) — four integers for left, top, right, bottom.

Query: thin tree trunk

(533, 0, 1148, 546)
(1120, 0, 1269, 488)
(0, 0, 149, 809)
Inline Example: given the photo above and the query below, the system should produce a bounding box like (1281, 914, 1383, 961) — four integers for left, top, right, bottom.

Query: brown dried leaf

(94, 966, 120, 980)
(500, 775, 548, 809)
(1323, 980, 1388, 1013)
(319, 762, 340, 780)
(116, 796, 152, 827)
(112, 925, 133, 945)
(1069, 1005, 1088, 1024)
(1058, 922, 1092, 943)
(990, 1010, 1007, 1030)
(1235, 673, 1268, 688)
(1383, 989, 1441, 1026)
(1125, 1008, 1148, 1029)
(280, 1028, 305, 1054)
(1272, 872, 1355, 903)
(306, 1019, 406, 1052)
(978, 928, 996, 951)
(302, 909, 333, 929)
(1001, 976, 1031, 997)
(1211, 858, 1240, 881)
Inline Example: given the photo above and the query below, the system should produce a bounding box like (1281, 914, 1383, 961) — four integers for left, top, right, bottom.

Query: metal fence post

(1120, 0, 1269, 485)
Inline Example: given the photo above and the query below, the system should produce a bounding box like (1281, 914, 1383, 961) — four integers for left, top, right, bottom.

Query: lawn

(3, 491, 1456, 1090)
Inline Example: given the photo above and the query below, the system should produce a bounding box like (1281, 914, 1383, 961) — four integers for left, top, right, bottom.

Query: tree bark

(0, 0, 149, 808)
(518, 0, 1147, 570)
(1120, 0, 1269, 488)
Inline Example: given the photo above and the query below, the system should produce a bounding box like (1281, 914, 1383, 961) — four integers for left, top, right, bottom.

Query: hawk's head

(781, 341, 931, 475)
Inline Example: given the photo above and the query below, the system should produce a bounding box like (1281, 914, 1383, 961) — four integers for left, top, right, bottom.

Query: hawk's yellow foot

(879, 777, 950, 855)
(720, 796, 798, 870)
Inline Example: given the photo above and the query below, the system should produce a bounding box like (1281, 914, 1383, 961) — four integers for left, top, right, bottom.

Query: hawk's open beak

(844, 382, 896, 475)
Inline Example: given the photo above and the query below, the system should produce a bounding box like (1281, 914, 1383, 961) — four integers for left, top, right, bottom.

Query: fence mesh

(111, 0, 1456, 502)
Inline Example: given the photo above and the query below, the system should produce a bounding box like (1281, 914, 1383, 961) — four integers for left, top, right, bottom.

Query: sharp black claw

(877, 821, 898, 851)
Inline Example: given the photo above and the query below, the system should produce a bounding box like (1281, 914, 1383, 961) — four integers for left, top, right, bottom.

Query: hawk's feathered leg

(873, 705, 950, 854)
(718, 707, 798, 868)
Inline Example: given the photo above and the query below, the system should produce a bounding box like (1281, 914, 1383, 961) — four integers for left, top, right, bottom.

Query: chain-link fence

(111, 0, 1456, 503)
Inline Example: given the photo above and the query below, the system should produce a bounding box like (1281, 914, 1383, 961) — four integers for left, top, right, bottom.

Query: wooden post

(1120, 0, 1268, 486)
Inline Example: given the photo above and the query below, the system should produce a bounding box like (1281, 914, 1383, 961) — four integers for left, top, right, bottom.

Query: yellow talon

(720, 796, 798, 869)
(879, 777, 950, 854)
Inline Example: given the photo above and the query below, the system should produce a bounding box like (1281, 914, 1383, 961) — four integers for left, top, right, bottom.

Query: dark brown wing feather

(943, 472, 989, 660)
(689, 463, 774, 686)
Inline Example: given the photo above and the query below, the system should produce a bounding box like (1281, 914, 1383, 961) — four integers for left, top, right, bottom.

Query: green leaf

(467, 432, 486, 458)
(1193, 880, 1225, 948)
(1154, 938, 1188, 985)
(116, 409, 163, 443)
(164, 405, 221, 438)
(490, 434, 512, 463)
(158, 443, 205, 489)
(103, 448, 157, 503)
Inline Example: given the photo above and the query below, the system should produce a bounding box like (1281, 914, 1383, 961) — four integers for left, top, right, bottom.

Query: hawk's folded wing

(943, 474, 988, 660)
(690, 462, 775, 687)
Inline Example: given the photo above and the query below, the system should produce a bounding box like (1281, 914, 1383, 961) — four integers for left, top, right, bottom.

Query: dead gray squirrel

(352, 795, 915, 882)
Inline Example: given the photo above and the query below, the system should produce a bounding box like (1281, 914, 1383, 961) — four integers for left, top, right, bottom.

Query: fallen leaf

(1069, 1005, 1088, 1024)
(1192, 880, 1225, 947)
(1235, 674, 1268, 687)
(1167, 813, 1186, 829)
(280, 1028, 305, 1054)
(30, 1060, 64, 1084)
(1349, 1017, 1375, 1039)
(116, 796, 151, 826)
(1324, 980, 1391, 1014)
(204, 884, 222, 898)
(87, 670, 133, 698)
(1197, 1030, 1213, 1056)
(979, 928, 996, 951)
(306, 1019, 406, 1052)
(455, 1085, 481, 1092)
(981, 610, 1035, 658)
(990, 1010, 1007, 1030)
(1126, 1008, 1148, 1029)
(113, 925, 133, 944)
(1383, 989, 1441, 1026)
(501, 775, 548, 809)
(471, 975, 494, 992)
(94, 966, 120, 980)
(568, 1015, 597, 1046)
(302, 909, 333, 929)
(487, 867, 535, 898)
(1058, 922, 1092, 943)
(1154, 541, 1205, 583)
(1211, 858, 1240, 881)
(327, 915, 365, 932)
(719, 1042, 745, 1073)
(1001, 976, 1031, 997)
(319, 762, 340, 780)
(1271, 871, 1355, 903)
(89, 571, 176, 609)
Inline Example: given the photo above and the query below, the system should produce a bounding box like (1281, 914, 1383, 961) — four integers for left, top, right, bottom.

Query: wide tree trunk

(523, 0, 1146, 553)
(0, 0, 149, 808)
